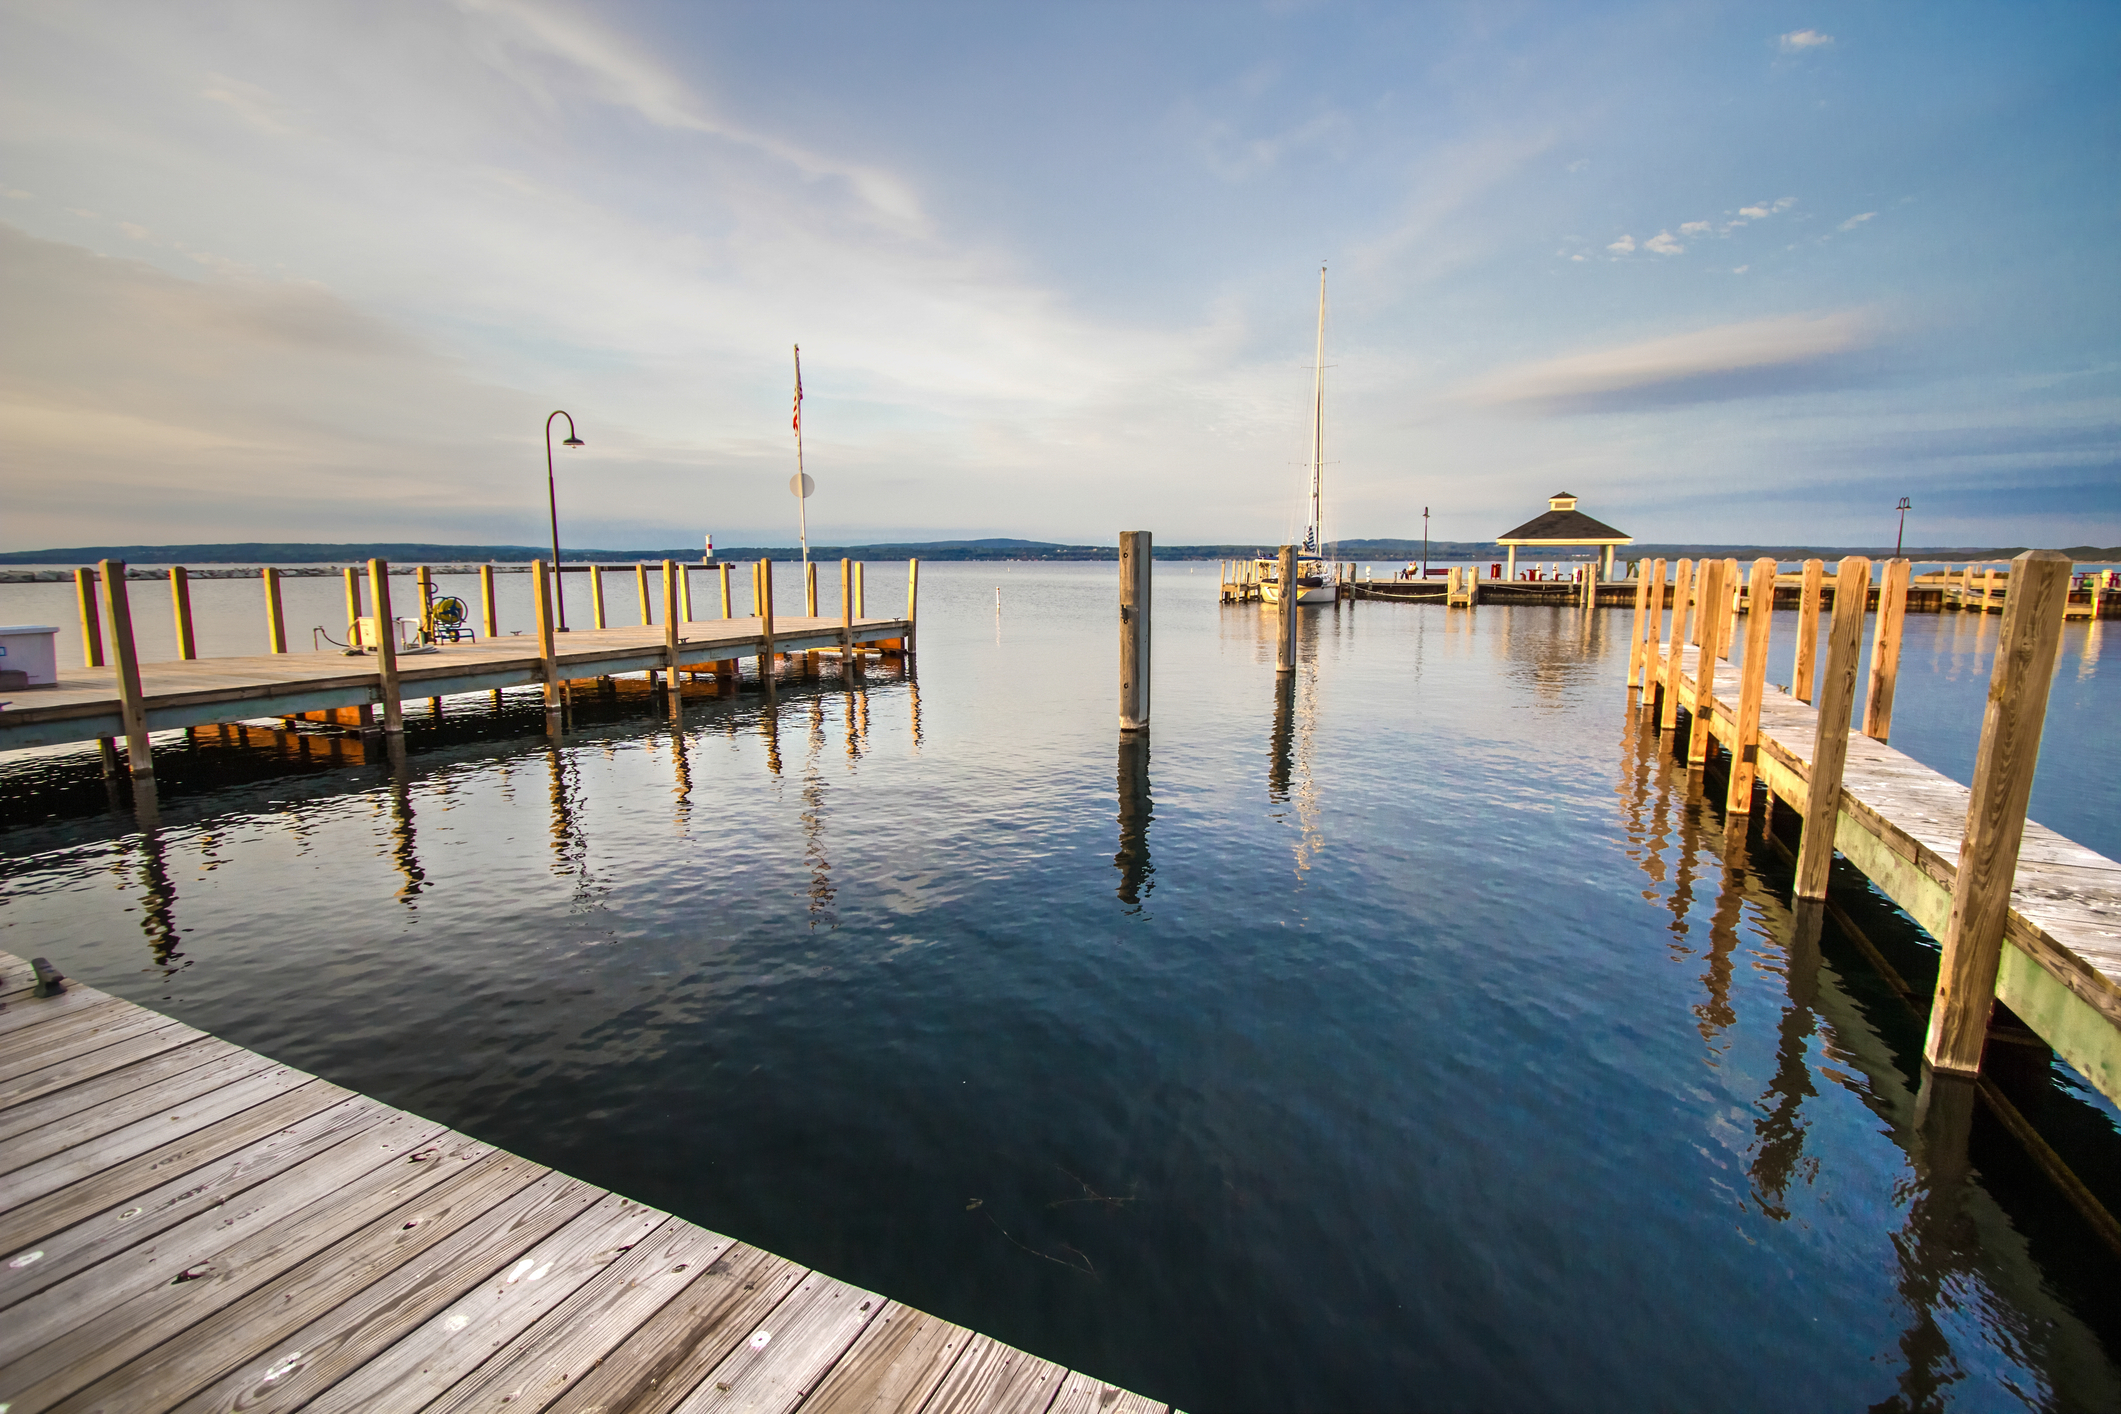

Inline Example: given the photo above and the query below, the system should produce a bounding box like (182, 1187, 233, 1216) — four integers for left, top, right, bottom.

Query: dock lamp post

(1894, 496, 1912, 558)
(545, 410, 584, 631)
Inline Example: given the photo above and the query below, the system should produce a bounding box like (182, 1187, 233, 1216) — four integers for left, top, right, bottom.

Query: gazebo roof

(1497, 492, 1632, 545)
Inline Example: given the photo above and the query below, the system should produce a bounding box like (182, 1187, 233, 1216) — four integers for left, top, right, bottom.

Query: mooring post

(415, 565, 435, 642)
(662, 559, 683, 711)
(262, 567, 287, 653)
(480, 564, 498, 639)
(1119, 530, 1152, 732)
(840, 557, 856, 672)
(1642, 559, 1667, 711)
(1794, 557, 1872, 898)
(677, 564, 692, 625)
(75, 566, 104, 668)
(1982, 564, 1999, 613)
(906, 557, 920, 656)
(855, 561, 866, 619)
(633, 562, 652, 627)
(342, 566, 363, 649)
(757, 558, 776, 694)
(1687, 559, 1727, 765)
(100, 560, 153, 780)
(1921, 550, 2072, 1074)
(1659, 559, 1694, 733)
(591, 565, 608, 630)
(1863, 558, 1912, 742)
(1717, 558, 1740, 660)
(719, 561, 733, 619)
(1627, 564, 1651, 690)
(1791, 558, 1824, 702)
(1275, 545, 1298, 675)
(531, 559, 562, 731)
(169, 567, 197, 660)
(1726, 557, 1780, 817)
(367, 559, 405, 735)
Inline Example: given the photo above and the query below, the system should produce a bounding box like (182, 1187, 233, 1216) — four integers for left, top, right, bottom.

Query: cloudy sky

(3, 1, 2116, 551)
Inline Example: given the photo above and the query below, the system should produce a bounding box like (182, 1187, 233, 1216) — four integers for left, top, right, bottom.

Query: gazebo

(1497, 492, 1633, 582)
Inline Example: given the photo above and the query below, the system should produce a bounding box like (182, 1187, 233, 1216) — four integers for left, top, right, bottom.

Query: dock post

(1120, 531, 1152, 732)
(1687, 559, 1726, 765)
(1863, 558, 1912, 742)
(807, 561, 819, 617)
(367, 559, 404, 735)
(635, 562, 653, 626)
(680, 564, 694, 624)
(263, 567, 288, 653)
(1794, 557, 1872, 899)
(906, 557, 919, 656)
(1627, 566, 1650, 689)
(534, 559, 562, 733)
(343, 566, 363, 648)
(591, 565, 608, 630)
(662, 560, 682, 712)
(720, 561, 733, 619)
(757, 559, 776, 693)
(169, 567, 197, 660)
(1659, 559, 1694, 733)
(1922, 549, 2073, 1076)
(1792, 559, 1824, 702)
(1726, 558, 1779, 817)
(100, 560, 154, 782)
(1275, 545, 1297, 675)
(1641, 559, 1667, 711)
(1982, 564, 1998, 613)
(840, 558, 855, 672)
(1717, 558, 1740, 659)
(75, 566, 104, 667)
(856, 561, 866, 618)
(415, 565, 435, 641)
(481, 564, 498, 639)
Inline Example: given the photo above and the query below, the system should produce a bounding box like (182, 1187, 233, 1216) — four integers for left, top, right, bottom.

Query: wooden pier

(0, 950, 1169, 1414)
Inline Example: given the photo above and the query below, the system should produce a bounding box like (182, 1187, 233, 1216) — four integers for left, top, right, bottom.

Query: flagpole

(793, 344, 808, 571)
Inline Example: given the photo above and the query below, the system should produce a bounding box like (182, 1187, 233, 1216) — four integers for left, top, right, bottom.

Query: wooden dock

(0, 950, 1170, 1414)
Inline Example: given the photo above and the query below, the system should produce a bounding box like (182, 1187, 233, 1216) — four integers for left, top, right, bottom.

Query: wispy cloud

(1838, 211, 1877, 231)
(1462, 310, 1879, 412)
(1779, 30, 1834, 52)
(1644, 230, 1684, 255)
(1606, 233, 1636, 253)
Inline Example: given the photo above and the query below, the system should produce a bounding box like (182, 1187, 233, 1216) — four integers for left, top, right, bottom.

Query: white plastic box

(0, 626, 60, 686)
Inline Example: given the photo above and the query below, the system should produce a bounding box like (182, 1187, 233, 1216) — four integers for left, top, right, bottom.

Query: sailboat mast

(1309, 264, 1326, 556)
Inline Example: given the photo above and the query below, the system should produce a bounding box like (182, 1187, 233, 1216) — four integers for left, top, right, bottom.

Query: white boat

(1258, 265, 1338, 607)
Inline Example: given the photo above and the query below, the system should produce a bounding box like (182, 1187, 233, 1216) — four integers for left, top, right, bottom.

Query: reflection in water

(759, 705, 783, 777)
(128, 826, 182, 973)
(670, 724, 693, 832)
(1114, 734, 1152, 909)
(1268, 673, 1295, 803)
(803, 698, 837, 929)
(1612, 708, 2118, 1409)
(908, 672, 923, 751)
(389, 764, 426, 904)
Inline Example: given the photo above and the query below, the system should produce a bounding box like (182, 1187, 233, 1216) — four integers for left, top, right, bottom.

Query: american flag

(792, 345, 803, 436)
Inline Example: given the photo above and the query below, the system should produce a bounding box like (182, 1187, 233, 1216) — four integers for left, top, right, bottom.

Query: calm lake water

(2, 561, 2117, 1411)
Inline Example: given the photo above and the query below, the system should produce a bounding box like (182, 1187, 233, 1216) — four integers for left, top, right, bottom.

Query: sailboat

(1258, 264, 1338, 607)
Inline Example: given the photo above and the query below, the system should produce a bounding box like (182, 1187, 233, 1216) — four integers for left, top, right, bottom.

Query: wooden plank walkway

(0, 618, 911, 753)
(1667, 644, 2121, 1103)
(0, 952, 1169, 1414)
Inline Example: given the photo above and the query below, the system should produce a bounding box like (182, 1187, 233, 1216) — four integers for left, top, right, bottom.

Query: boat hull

(1259, 580, 1338, 606)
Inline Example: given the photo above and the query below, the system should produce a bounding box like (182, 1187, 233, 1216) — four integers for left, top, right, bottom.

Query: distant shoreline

(4, 538, 2116, 573)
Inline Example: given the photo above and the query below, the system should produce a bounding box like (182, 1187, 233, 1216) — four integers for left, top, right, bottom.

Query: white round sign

(790, 473, 814, 499)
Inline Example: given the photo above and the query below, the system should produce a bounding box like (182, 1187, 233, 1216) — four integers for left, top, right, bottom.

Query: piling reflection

(803, 698, 837, 929)
(389, 762, 426, 903)
(127, 825, 182, 973)
(670, 724, 693, 831)
(1114, 735, 1152, 910)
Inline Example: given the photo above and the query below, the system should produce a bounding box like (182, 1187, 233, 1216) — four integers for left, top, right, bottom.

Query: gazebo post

(1506, 546, 1517, 581)
(1603, 545, 1615, 581)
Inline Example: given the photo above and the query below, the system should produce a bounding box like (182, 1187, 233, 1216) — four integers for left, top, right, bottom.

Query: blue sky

(2, 1, 2116, 551)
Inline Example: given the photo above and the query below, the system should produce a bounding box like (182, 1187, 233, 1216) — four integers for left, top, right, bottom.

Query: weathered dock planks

(0, 952, 1170, 1414)
(0, 616, 913, 754)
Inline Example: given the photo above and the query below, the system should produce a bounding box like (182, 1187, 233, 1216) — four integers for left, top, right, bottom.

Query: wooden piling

(343, 566, 363, 648)
(856, 561, 866, 618)
(1793, 558, 1824, 703)
(1922, 550, 2074, 1075)
(1687, 559, 1726, 764)
(481, 564, 498, 639)
(1718, 557, 1740, 660)
(1276, 545, 1298, 675)
(415, 564, 435, 642)
(662, 560, 682, 702)
(533, 559, 561, 731)
(680, 564, 694, 624)
(1659, 559, 1694, 732)
(1795, 556, 1872, 899)
(840, 557, 855, 669)
(1640, 559, 1667, 709)
(591, 564, 608, 630)
(806, 560, 819, 617)
(99, 560, 152, 779)
(1120, 531, 1152, 731)
(1982, 564, 1999, 613)
(169, 567, 197, 660)
(756, 558, 776, 691)
(74, 566, 104, 667)
(906, 557, 920, 655)
(1726, 557, 1779, 815)
(1627, 564, 1650, 689)
(367, 559, 404, 735)
(262, 566, 288, 653)
(1863, 558, 1912, 742)
(636, 562, 653, 626)
(720, 561, 733, 619)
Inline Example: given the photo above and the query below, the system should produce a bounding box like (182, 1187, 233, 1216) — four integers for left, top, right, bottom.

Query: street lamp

(1894, 496, 1912, 558)
(545, 411, 584, 630)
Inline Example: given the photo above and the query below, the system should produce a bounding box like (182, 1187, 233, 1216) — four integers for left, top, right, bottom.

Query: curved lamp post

(1894, 496, 1912, 558)
(546, 411, 584, 631)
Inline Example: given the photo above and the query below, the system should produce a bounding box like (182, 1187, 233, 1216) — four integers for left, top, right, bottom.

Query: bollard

(1119, 531, 1152, 731)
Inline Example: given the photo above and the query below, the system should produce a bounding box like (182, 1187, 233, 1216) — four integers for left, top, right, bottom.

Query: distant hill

(3, 538, 2114, 567)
